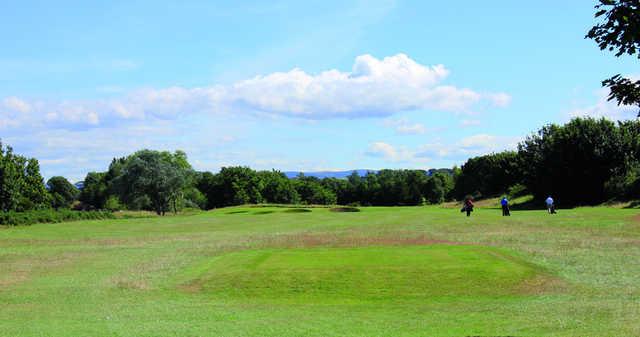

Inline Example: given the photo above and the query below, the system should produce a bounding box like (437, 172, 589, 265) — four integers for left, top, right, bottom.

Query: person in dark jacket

(461, 197, 474, 217)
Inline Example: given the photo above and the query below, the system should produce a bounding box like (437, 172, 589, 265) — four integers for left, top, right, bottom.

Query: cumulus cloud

(569, 88, 638, 121)
(487, 92, 511, 108)
(416, 134, 520, 160)
(2, 96, 31, 113)
(0, 54, 510, 130)
(365, 142, 414, 162)
(2, 53, 514, 178)
(222, 53, 509, 118)
(366, 134, 521, 164)
(383, 118, 427, 135)
(460, 119, 481, 127)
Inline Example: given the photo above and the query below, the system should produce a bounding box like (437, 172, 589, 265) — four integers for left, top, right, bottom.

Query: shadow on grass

(254, 210, 276, 215)
(510, 200, 543, 210)
(226, 210, 249, 215)
(330, 207, 361, 213)
(283, 208, 312, 213)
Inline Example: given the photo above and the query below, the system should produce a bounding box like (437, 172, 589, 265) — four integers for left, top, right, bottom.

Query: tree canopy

(587, 0, 640, 115)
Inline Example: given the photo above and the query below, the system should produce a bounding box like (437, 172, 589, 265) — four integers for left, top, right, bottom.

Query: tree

(293, 174, 336, 205)
(115, 150, 191, 215)
(423, 172, 454, 204)
(79, 172, 107, 209)
(196, 171, 220, 209)
(586, 0, 640, 115)
(453, 152, 521, 200)
(0, 142, 49, 211)
(258, 170, 299, 204)
(47, 176, 79, 209)
(518, 118, 625, 205)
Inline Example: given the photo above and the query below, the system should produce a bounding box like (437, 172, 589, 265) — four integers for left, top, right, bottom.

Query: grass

(184, 245, 553, 303)
(0, 205, 639, 336)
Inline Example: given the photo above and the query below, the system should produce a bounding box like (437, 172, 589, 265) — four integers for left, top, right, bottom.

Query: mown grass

(0, 205, 639, 336)
(184, 245, 553, 303)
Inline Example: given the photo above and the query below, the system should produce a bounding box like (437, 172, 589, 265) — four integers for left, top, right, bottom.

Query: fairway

(1, 206, 639, 336)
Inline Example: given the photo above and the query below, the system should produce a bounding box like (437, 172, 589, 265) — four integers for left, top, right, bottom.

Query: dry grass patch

(251, 232, 470, 249)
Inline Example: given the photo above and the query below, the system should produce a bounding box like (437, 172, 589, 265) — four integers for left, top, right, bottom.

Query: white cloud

(487, 92, 511, 107)
(365, 142, 414, 162)
(459, 134, 501, 150)
(224, 53, 498, 118)
(1, 53, 513, 179)
(460, 119, 480, 127)
(383, 118, 427, 135)
(417, 134, 520, 160)
(0, 54, 511, 130)
(569, 88, 638, 121)
(2, 96, 31, 113)
(366, 134, 521, 165)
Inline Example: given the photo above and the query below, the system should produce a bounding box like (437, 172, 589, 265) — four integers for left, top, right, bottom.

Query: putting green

(183, 245, 555, 303)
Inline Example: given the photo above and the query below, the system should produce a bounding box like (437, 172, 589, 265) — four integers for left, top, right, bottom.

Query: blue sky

(1, 0, 638, 181)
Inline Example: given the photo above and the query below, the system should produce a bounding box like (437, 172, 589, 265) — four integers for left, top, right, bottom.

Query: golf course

(1, 205, 639, 336)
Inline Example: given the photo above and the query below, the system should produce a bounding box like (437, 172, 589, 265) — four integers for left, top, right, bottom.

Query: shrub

(104, 196, 123, 211)
(0, 209, 114, 226)
(507, 184, 528, 199)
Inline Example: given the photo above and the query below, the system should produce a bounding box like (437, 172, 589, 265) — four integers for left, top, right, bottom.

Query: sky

(1, 0, 639, 181)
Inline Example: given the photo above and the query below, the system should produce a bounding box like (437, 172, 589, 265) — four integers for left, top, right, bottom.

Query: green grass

(185, 245, 550, 303)
(0, 205, 639, 336)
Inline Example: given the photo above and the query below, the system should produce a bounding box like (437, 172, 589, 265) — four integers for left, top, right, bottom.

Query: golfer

(545, 196, 556, 214)
(501, 196, 510, 216)
(462, 197, 474, 217)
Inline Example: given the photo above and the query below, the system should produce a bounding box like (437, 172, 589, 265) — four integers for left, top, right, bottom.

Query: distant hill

(284, 168, 453, 179)
(284, 170, 376, 179)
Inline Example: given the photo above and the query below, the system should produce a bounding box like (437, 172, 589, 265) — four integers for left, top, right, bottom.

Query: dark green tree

(423, 172, 454, 204)
(258, 170, 299, 204)
(293, 174, 336, 205)
(211, 167, 264, 207)
(79, 172, 108, 209)
(0, 142, 49, 211)
(453, 152, 520, 200)
(586, 0, 640, 115)
(47, 176, 79, 209)
(518, 118, 625, 205)
(115, 150, 191, 215)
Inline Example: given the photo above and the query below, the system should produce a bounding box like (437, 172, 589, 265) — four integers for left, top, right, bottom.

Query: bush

(104, 196, 123, 211)
(507, 184, 528, 199)
(0, 209, 114, 226)
(605, 163, 640, 200)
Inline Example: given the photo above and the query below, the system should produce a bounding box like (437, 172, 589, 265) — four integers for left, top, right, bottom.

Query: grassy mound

(182, 245, 554, 303)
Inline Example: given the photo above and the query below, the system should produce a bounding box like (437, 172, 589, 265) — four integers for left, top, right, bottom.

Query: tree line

(4, 117, 640, 215)
(82, 117, 640, 210)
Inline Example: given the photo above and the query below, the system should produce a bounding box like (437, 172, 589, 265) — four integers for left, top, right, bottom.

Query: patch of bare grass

(0, 251, 90, 290)
(254, 232, 469, 249)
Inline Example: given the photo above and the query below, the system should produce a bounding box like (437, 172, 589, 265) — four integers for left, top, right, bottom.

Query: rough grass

(0, 206, 639, 336)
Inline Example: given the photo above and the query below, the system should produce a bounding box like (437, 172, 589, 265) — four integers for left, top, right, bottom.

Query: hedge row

(0, 209, 114, 226)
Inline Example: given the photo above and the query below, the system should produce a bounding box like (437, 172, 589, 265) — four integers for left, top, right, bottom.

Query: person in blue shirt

(545, 196, 556, 214)
(500, 196, 510, 216)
